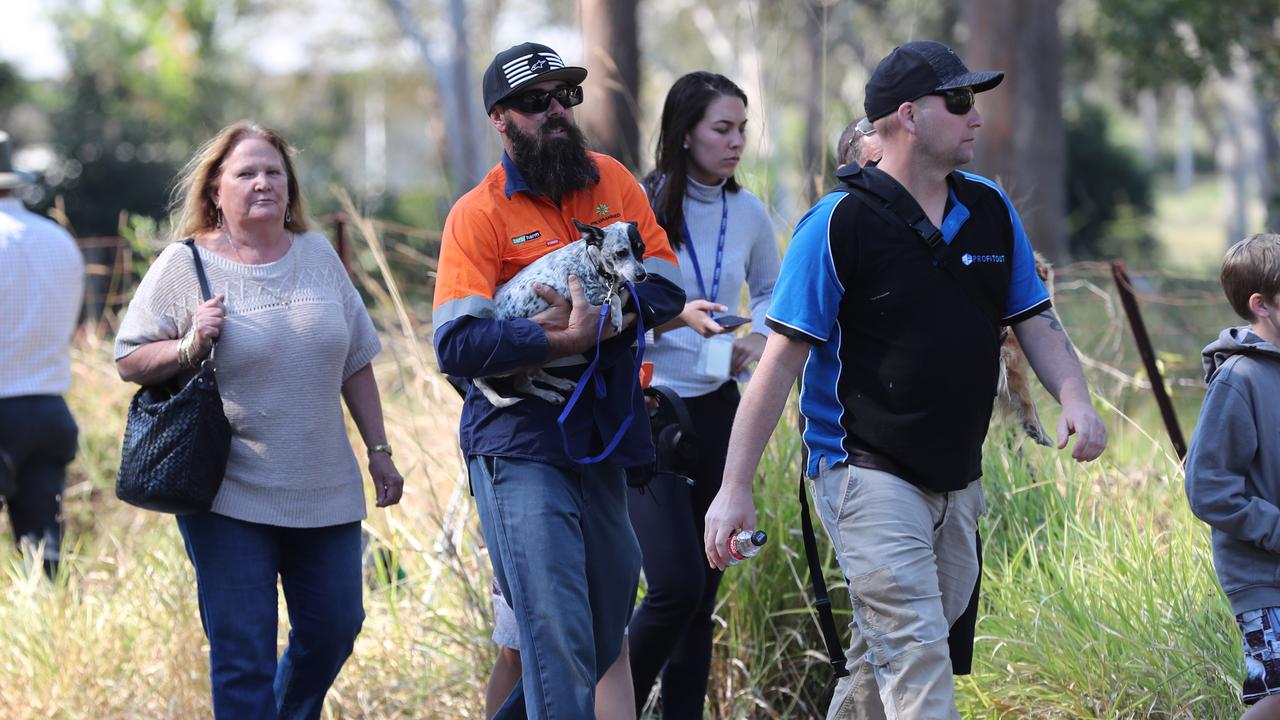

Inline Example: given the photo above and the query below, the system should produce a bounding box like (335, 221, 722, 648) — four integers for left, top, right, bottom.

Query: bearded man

(432, 42, 685, 720)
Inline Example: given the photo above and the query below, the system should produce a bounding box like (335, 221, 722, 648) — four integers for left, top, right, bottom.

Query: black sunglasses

(932, 87, 976, 115)
(505, 85, 584, 114)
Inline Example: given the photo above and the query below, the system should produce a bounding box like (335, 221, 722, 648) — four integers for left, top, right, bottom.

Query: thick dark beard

(505, 113, 600, 203)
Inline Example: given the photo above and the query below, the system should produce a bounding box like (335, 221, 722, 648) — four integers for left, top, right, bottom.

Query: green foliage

(1097, 0, 1280, 93)
(706, 413, 1239, 718)
(1065, 102, 1159, 263)
(36, 0, 240, 234)
(0, 62, 27, 123)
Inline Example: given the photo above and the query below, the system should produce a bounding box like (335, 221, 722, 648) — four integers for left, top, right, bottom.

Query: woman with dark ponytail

(630, 72, 780, 717)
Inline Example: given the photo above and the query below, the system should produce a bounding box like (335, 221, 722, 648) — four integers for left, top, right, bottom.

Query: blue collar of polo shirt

(938, 178, 971, 245)
(501, 151, 544, 199)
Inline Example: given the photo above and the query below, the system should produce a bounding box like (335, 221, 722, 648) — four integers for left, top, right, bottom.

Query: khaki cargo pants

(812, 462, 985, 720)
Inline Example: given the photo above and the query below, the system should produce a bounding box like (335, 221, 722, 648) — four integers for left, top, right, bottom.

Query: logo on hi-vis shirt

(511, 230, 542, 245)
(960, 253, 1006, 266)
(595, 203, 610, 217)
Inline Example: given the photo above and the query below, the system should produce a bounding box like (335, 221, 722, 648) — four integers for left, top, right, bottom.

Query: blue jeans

(0, 395, 78, 577)
(176, 513, 364, 720)
(469, 455, 641, 720)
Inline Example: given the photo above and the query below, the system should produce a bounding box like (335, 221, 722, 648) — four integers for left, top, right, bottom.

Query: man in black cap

(432, 42, 685, 719)
(705, 40, 1107, 717)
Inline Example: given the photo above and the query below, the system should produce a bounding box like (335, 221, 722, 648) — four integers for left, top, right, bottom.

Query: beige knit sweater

(114, 233, 380, 527)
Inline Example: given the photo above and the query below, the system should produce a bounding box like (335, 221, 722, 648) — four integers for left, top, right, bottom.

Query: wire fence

(75, 217, 1236, 446)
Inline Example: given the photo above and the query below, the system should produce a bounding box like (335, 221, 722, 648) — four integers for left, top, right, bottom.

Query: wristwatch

(367, 443, 393, 459)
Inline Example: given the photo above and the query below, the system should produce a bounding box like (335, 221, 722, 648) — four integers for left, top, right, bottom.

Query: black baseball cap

(864, 40, 1004, 122)
(482, 42, 588, 113)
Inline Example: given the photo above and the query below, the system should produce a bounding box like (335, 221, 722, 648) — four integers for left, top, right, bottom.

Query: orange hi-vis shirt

(434, 151, 678, 314)
(432, 151, 686, 467)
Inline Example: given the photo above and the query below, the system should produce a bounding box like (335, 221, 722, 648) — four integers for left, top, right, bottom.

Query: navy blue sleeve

(432, 313, 550, 379)
(629, 269, 685, 330)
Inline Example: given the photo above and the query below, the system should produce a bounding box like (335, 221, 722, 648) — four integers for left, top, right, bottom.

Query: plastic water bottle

(726, 530, 768, 566)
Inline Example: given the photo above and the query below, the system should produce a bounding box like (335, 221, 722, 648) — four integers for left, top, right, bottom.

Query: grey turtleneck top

(648, 176, 780, 397)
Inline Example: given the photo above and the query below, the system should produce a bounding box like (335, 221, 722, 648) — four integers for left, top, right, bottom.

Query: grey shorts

(1239, 606, 1280, 704)
(491, 581, 520, 650)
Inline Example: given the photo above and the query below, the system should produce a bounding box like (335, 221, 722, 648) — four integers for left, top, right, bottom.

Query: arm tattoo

(1040, 310, 1064, 332)
(1037, 310, 1078, 359)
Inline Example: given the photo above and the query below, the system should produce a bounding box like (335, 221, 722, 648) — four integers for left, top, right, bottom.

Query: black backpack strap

(837, 166, 1001, 325)
(799, 469, 851, 680)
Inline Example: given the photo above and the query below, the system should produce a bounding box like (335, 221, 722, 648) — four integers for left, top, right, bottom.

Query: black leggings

(627, 381, 738, 718)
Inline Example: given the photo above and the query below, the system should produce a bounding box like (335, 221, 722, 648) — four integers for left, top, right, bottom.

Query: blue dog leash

(556, 281, 646, 464)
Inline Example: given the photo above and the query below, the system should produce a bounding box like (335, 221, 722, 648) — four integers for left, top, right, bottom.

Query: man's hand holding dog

(533, 275, 636, 359)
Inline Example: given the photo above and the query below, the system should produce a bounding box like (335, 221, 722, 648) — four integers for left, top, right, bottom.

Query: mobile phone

(715, 315, 751, 330)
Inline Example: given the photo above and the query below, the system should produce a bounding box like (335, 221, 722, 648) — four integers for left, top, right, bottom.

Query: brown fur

(994, 253, 1053, 447)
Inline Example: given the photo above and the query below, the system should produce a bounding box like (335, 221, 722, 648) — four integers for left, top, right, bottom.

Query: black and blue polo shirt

(765, 166, 1050, 492)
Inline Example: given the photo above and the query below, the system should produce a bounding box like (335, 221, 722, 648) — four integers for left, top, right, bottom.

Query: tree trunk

(1137, 89, 1158, 166)
(1258, 100, 1280, 233)
(800, 0, 828, 205)
(1175, 86, 1195, 192)
(1217, 67, 1259, 246)
(966, 0, 1068, 264)
(580, 0, 641, 169)
(381, 0, 484, 199)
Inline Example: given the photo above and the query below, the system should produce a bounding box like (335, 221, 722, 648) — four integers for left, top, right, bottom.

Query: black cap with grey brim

(482, 42, 588, 114)
(863, 40, 1004, 123)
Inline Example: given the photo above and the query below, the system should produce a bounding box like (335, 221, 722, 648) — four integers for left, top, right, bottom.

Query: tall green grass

(706, 419, 1239, 719)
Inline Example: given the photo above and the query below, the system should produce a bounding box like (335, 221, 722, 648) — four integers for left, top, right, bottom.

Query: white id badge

(699, 334, 733, 380)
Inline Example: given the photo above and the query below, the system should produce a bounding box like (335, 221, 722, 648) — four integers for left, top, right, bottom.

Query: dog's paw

(609, 302, 624, 334)
(529, 388, 568, 405)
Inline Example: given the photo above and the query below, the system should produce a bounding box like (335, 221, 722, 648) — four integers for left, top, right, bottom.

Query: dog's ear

(573, 218, 604, 247)
(627, 222, 645, 259)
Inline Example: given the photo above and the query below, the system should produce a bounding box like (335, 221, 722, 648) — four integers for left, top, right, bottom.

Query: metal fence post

(1111, 260, 1187, 460)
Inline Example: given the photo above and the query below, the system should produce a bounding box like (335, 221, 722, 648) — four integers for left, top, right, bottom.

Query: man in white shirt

(0, 130, 85, 578)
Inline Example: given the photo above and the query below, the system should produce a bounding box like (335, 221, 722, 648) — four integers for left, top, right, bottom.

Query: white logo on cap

(502, 52, 565, 88)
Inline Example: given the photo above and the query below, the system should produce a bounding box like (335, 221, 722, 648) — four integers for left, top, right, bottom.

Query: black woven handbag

(115, 239, 231, 514)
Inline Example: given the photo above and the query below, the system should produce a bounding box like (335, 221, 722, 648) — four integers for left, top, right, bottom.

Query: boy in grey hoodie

(1187, 233, 1280, 718)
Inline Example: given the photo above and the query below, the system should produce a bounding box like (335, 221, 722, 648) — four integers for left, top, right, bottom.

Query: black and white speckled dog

(474, 219, 649, 407)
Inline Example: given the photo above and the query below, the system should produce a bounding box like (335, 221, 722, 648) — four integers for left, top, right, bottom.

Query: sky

(0, 1, 583, 81)
(0, 2, 67, 78)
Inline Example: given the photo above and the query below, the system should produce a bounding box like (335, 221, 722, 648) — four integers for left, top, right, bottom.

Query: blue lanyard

(680, 189, 729, 308)
(556, 282, 647, 464)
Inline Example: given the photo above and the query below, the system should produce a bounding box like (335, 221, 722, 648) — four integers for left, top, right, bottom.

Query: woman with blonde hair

(115, 120, 402, 719)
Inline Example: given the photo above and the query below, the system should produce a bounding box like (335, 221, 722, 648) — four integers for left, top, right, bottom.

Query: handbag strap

(181, 238, 219, 361)
(182, 238, 215, 302)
